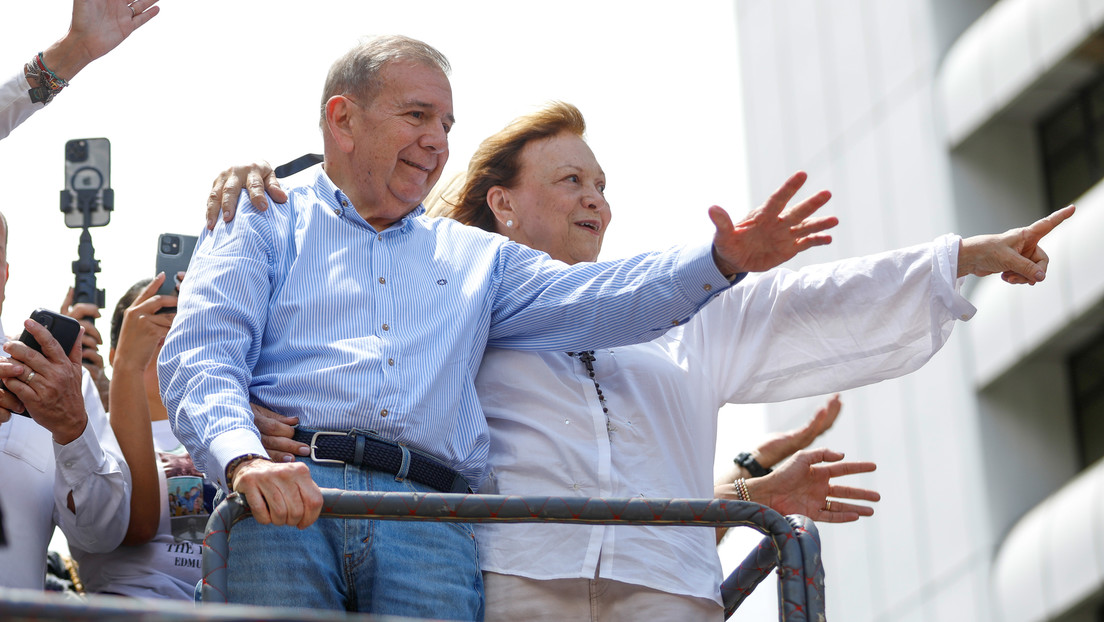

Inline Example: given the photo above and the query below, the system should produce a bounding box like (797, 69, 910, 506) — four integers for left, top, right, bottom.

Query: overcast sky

(2, 2, 780, 614)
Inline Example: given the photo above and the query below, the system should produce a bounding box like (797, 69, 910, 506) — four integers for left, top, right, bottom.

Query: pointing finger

(1025, 204, 1075, 241)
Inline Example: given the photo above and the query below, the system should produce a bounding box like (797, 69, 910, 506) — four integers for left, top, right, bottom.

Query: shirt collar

(311, 166, 426, 233)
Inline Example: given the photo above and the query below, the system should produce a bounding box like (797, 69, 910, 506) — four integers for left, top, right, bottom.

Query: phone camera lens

(161, 236, 181, 254)
(65, 140, 89, 163)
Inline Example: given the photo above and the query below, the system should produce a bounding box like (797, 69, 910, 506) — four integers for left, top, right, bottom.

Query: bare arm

(109, 274, 175, 545)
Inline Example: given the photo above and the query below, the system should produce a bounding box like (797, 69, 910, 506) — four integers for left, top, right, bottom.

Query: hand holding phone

(4, 309, 82, 418)
(155, 233, 197, 313)
(18, 309, 82, 356)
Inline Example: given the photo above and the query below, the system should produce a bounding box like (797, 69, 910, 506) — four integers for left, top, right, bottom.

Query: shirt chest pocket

(1, 417, 52, 473)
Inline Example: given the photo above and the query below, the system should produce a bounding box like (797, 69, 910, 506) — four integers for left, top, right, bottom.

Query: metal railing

(202, 489, 825, 621)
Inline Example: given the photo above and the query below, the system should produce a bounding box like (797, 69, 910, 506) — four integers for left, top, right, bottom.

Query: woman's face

(499, 132, 610, 265)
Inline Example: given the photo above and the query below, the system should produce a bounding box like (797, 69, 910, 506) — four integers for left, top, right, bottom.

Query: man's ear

(486, 186, 516, 229)
(325, 96, 356, 153)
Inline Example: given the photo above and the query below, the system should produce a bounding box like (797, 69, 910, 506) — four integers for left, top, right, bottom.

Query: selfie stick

(60, 184, 111, 310)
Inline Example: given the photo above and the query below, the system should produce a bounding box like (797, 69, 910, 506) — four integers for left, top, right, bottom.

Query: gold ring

(26, 370, 36, 384)
(824, 500, 832, 512)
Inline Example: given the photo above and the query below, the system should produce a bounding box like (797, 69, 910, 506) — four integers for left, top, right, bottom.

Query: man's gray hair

(320, 35, 451, 129)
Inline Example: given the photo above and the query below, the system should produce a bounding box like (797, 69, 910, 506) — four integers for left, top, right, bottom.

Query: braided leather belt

(292, 428, 471, 494)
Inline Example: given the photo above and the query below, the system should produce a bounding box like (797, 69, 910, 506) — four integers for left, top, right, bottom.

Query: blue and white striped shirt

(158, 165, 734, 487)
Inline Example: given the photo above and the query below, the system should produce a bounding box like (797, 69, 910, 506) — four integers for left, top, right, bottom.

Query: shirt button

(703, 283, 713, 292)
(671, 319, 679, 326)
(382, 324, 390, 331)
(572, 483, 581, 490)
(388, 358, 395, 366)
(341, 200, 349, 207)
(378, 277, 386, 285)
(332, 208, 341, 215)
(960, 314, 970, 320)
(377, 234, 383, 241)
(380, 409, 389, 417)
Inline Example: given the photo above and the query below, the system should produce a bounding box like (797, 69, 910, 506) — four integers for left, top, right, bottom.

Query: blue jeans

(226, 459, 484, 620)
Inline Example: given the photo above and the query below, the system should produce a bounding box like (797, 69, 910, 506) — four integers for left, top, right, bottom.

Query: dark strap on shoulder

(274, 153, 323, 179)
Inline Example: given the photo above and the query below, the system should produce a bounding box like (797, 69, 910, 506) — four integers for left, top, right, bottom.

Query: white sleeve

(52, 368, 131, 554)
(692, 234, 977, 404)
(0, 72, 43, 141)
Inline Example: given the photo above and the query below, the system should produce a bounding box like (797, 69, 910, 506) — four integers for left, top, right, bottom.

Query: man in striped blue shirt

(158, 35, 836, 618)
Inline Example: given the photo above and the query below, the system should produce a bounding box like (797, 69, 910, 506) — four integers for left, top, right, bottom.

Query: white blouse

(475, 234, 976, 604)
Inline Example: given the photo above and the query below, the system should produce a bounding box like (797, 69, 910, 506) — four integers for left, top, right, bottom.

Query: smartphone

(18, 309, 82, 356)
(155, 234, 198, 311)
(8, 309, 83, 418)
(60, 138, 112, 229)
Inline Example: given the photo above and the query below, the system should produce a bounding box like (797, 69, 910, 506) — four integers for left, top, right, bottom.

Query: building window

(1039, 74, 1104, 213)
(1069, 326, 1104, 469)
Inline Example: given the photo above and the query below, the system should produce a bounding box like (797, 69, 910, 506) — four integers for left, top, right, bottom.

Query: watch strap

(734, 451, 772, 477)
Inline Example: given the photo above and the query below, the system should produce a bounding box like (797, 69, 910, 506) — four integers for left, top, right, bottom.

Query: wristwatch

(734, 451, 772, 477)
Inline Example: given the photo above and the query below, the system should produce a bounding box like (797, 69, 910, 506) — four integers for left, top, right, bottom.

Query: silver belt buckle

(309, 430, 348, 465)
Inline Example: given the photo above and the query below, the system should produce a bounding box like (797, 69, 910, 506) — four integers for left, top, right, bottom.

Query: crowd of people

(0, 1, 1077, 621)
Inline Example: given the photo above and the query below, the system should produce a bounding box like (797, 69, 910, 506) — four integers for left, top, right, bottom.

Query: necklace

(567, 350, 617, 437)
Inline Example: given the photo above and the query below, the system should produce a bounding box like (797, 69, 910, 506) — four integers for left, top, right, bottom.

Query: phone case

(18, 309, 82, 355)
(155, 233, 198, 298)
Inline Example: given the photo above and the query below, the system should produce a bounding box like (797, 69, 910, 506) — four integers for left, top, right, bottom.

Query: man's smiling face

(346, 60, 454, 229)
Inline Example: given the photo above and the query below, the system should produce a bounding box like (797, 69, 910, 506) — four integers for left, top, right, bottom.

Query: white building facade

(735, 1, 1104, 620)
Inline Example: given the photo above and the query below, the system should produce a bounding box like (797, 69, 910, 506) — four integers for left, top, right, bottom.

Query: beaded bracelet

(733, 478, 752, 503)
(24, 51, 69, 104)
(225, 453, 271, 488)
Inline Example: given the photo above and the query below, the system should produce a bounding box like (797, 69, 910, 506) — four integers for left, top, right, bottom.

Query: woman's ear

(487, 186, 517, 231)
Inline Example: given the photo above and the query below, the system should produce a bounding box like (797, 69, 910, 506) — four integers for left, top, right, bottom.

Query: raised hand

(724, 448, 879, 523)
(709, 171, 837, 275)
(60, 287, 108, 407)
(754, 394, 841, 469)
(44, 0, 160, 82)
(113, 274, 176, 375)
(958, 205, 1075, 285)
(205, 161, 286, 229)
